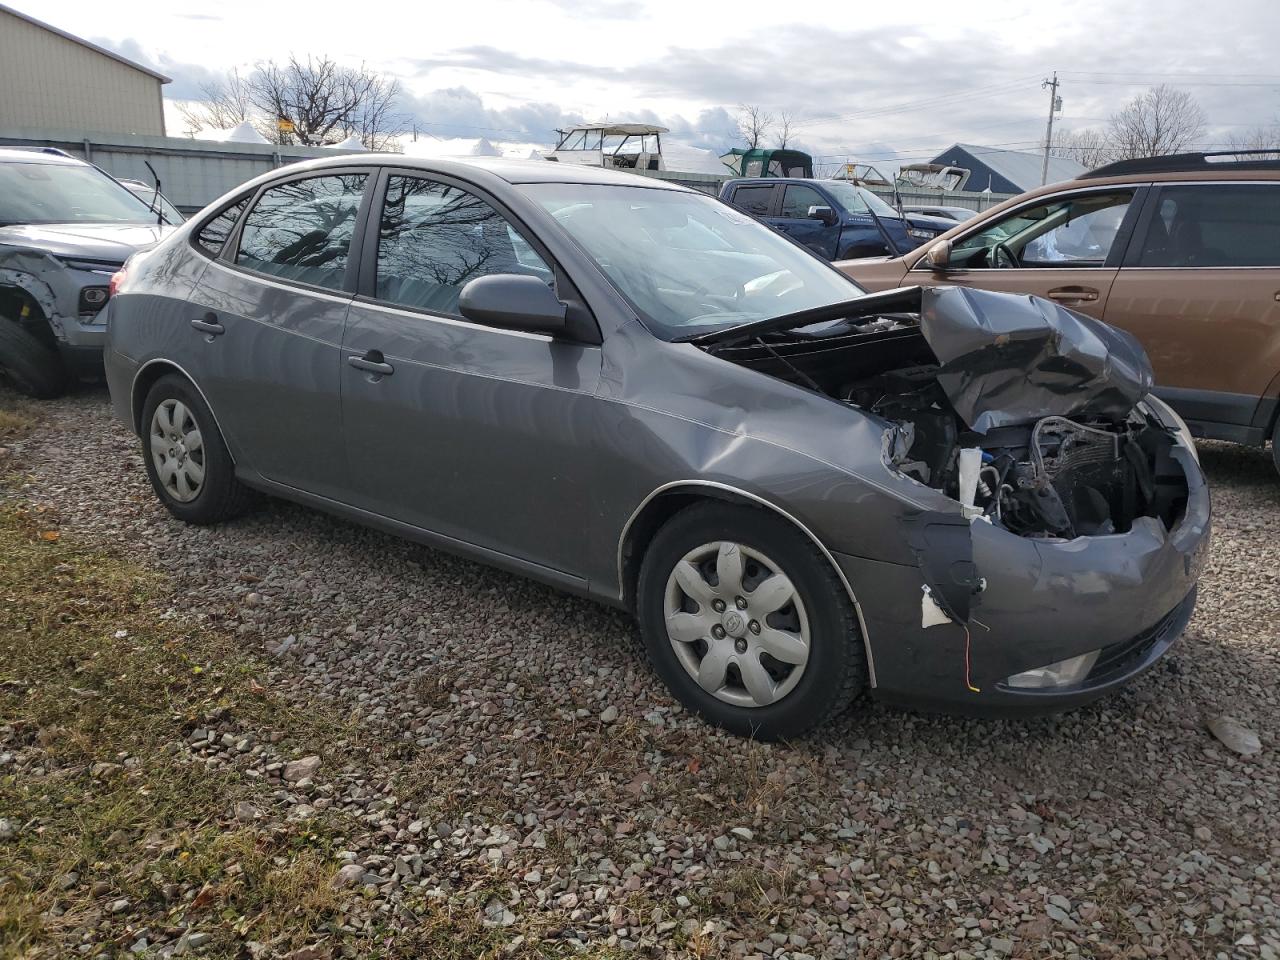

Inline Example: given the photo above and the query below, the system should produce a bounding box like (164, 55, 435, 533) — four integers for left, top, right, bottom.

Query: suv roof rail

(1081, 150, 1280, 179)
(39, 147, 76, 159)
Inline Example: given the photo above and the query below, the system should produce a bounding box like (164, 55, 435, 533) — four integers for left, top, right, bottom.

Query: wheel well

(0, 285, 57, 350)
(130, 361, 185, 434)
(618, 485, 847, 612)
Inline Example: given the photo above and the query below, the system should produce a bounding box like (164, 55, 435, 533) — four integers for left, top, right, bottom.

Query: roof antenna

(143, 160, 163, 225)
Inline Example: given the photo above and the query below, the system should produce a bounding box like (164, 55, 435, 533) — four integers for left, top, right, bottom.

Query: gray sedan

(103, 156, 1209, 739)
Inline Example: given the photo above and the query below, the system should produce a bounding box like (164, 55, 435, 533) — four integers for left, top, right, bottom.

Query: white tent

(203, 121, 269, 145)
(327, 134, 366, 151)
(661, 140, 727, 176)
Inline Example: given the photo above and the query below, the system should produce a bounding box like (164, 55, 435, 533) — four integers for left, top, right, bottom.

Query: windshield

(822, 181, 900, 219)
(524, 183, 865, 338)
(0, 161, 159, 226)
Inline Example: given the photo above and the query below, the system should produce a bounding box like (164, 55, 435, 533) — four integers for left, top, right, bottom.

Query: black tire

(637, 501, 866, 740)
(141, 374, 251, 524)
(0, 317, 68, 399)
(1271, 415, 1280, 478)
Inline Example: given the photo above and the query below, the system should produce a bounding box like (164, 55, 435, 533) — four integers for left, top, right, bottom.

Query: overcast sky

(35, 0, 1280, 164)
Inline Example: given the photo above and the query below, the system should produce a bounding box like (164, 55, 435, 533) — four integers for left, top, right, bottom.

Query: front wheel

(637, 502, 866, 740)
(0, 318, 68, 399)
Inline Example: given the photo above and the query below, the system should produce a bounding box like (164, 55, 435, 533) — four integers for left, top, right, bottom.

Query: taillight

(108, 267, 127, 299)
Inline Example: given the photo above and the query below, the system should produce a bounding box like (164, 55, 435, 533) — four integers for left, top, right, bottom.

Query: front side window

(525, 182, 865, 338)
(952, 191, 1134, 268)
(780, 184, 827, 219)
(236, 174, 367, 290)
(1137, 184, 1280, 268)
(375, 175, 551, 316)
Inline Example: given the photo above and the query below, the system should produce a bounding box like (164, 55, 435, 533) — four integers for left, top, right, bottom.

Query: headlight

(1006, 650, 1100, 689)
(907, 228, 936, 241)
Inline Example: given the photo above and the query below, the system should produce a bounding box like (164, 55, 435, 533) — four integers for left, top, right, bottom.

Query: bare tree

(737, 104, 775, 149)
(177, 69, 252, 137)
(774, 110, 797, 149)
(1107, 85, 1206, 160)
(246, 55, 404, 147)
(1227, 125, 1280, 159)
(1052, 128, 1114, 169)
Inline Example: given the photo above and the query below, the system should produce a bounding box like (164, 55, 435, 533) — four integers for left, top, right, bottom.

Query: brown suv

(839, 152, 1280, 473)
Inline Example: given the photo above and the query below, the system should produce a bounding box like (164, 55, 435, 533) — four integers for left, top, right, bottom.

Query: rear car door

(1104, 181, 1280, 437)
(915, 187, 1144, 320)
(774, 183, 839, 258)
(340, 170, 602, 576)
(185, 170, 371, 500)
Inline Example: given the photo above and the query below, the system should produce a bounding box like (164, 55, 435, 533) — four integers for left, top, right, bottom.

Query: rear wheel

(637, 502, 866, 740)
(141, 374, 250, 524)
(0, 317, 68, 399)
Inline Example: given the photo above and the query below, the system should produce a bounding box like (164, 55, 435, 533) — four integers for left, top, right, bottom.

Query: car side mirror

(458, 274, 568, 335)
(807, 204, 839, 227)
(924, 238, 953, 271)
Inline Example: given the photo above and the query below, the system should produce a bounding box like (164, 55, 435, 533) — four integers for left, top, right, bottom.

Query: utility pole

(1041, 72, 1062, 185)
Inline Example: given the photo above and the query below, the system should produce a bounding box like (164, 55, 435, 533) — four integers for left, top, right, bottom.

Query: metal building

(929, 143, 1086, 194)
(0, 4, 169, 136)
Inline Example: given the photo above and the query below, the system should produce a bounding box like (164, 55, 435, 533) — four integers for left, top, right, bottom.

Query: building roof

(932, 143, 1085, 191)
(0, 4, 170, 83)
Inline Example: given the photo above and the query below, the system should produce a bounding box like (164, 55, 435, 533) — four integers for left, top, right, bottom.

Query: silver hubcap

(663, 541, 810, 708)
(150, 399, 205, 503)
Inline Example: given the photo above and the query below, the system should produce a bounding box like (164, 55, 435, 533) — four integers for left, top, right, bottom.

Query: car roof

(0, 147, 87, 166)
(248, 153, 691, 190)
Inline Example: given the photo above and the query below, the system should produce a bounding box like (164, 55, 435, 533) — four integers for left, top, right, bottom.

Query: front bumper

(837, 441, 1210, 713)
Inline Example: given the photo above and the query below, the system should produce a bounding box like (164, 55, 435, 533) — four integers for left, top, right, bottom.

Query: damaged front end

(693, 285, 1209, 710)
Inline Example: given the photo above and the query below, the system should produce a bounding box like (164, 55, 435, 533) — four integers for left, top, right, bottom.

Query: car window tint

(954, 192, 1133, 267)
(375, 175, 551, 316)
(731, 186, 773, 216)
(195, 198, 248, 256)
(236, 174, 367, 290)
(780, 185, 827, 219)
(1137, 184, 1280, 268)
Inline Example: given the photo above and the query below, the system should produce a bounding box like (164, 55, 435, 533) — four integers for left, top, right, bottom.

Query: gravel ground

(4, 385, 1279, 959)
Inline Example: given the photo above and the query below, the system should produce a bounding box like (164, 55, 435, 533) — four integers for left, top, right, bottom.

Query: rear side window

(781, 184, 827, 219)
(236, 174, 367, 290)
(731, 186, 774, 216)
(1137, 184, 1280, 268)
(194, 197, 248, 256)
(375, 174, 550, 317)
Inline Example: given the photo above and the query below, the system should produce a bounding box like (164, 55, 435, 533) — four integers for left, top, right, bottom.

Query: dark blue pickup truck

(718, 177, 954, 261)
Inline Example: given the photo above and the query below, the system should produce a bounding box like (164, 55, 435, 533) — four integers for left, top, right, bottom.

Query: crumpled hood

(921, 285, 1154, 433)
(0, 222, 173, 263)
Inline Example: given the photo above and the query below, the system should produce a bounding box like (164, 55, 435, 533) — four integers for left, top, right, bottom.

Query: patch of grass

(0, 396, 37, 438)
(0, 505, 361, 958)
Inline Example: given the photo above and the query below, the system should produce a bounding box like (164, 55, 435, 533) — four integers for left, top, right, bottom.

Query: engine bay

(845, 365, 1187, 538)
(699, 286, 1189, 541)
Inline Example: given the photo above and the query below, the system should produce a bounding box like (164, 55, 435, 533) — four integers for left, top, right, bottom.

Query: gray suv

(0, 148, 174, 397)
(103, 155, 1209, 739)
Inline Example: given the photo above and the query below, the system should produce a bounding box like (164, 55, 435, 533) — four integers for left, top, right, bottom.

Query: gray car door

(185, 170, 371, 500)
(340, 171, 602, 577)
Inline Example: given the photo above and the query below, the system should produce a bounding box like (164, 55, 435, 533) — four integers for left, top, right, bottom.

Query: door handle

(1046, 286, 1099, 303)
(190, 312, 224, 335)
(347, 350, 394, 377)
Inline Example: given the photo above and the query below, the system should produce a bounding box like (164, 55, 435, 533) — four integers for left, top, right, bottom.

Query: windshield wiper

(675, 286, 924, 348)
